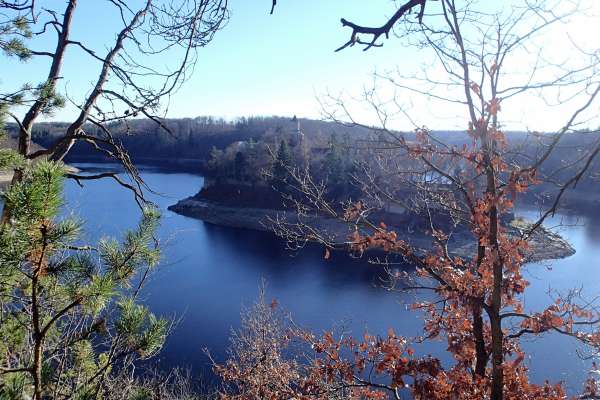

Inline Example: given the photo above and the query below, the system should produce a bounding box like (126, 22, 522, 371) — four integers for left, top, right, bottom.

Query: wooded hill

(7, 116, 598, 172)
(5, 117, 600, 210)
(7, 116, 373, 170)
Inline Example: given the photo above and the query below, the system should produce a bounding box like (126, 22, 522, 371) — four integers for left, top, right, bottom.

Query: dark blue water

(63, 163, 600, 393)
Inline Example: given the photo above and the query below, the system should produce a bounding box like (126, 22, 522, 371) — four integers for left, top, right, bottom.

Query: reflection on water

(576, 212, 600, 244)
(64, 163, 600, 393)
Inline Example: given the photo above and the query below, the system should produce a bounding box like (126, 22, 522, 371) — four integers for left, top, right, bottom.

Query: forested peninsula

(12, 116, 600, 205)
(10, 116, 597, 261)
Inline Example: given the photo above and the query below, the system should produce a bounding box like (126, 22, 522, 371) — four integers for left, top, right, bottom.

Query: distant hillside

(0, 135, 44, 154)
(5, 117, 600, 208)
(7, 116, 374, 171)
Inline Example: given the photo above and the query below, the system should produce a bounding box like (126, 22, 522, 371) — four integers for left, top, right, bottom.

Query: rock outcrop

(168, 197, 575, 263)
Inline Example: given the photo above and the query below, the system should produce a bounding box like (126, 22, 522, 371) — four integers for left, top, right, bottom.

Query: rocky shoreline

(168, 197, 575, 263)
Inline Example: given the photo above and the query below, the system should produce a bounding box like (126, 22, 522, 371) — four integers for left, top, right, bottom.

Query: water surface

(63, 163, 600, 393)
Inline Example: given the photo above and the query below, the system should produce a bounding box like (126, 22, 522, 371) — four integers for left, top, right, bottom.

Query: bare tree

(1, 0, 228, 207)
(268, 1, 600, 399)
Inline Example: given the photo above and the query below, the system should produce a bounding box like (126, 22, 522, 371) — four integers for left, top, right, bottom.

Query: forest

(8, 118, 600, 211)
(2, 1, 600, 400)
(5, 117, 370, 170)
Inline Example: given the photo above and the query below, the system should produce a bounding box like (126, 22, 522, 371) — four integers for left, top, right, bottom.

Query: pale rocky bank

(168, 197, 575, 263)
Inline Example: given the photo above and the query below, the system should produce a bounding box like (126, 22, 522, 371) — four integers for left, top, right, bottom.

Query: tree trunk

(483, 118, 503, 399)
(472, 242, 489, 378)
(490, 307, 503, 400)
(472, 301, 488, 377)
(20, 0, 77, 157)
(31, 273, 43, 400)
(488, 183, 503, 400)
(1, 1, 77, 227)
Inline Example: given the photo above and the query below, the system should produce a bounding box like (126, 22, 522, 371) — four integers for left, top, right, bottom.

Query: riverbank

(168, 197, 575, 263)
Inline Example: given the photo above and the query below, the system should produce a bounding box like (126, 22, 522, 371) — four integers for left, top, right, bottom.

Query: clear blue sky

(3, 0, 600, 131)
(178, 0, 406, 120)
(3, 1, 405, 120)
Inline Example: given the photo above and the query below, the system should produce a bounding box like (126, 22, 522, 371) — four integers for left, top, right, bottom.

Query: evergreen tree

(0, 161, 168, 399)
(271, 139, 292, 191)
(323, 134, 345, 188)
(234, 151, 248, 181)
(207, 145, 225, 180)
(0, 13, 33, 61)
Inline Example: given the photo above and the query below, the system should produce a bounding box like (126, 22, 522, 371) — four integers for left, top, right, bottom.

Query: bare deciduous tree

(1, 0, 228, 207)
(267, 1, 600, 399)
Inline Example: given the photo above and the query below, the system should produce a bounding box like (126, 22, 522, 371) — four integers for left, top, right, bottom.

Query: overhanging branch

(336, 0, 427, 52)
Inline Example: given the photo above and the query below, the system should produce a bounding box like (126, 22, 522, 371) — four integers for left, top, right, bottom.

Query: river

(62, 163, 600, 393)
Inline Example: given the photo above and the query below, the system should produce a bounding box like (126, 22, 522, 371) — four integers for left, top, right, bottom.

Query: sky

(3, 0, 600, 131)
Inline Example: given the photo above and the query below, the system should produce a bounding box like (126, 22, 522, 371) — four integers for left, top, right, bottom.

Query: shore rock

(168, 197, 575, 263)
